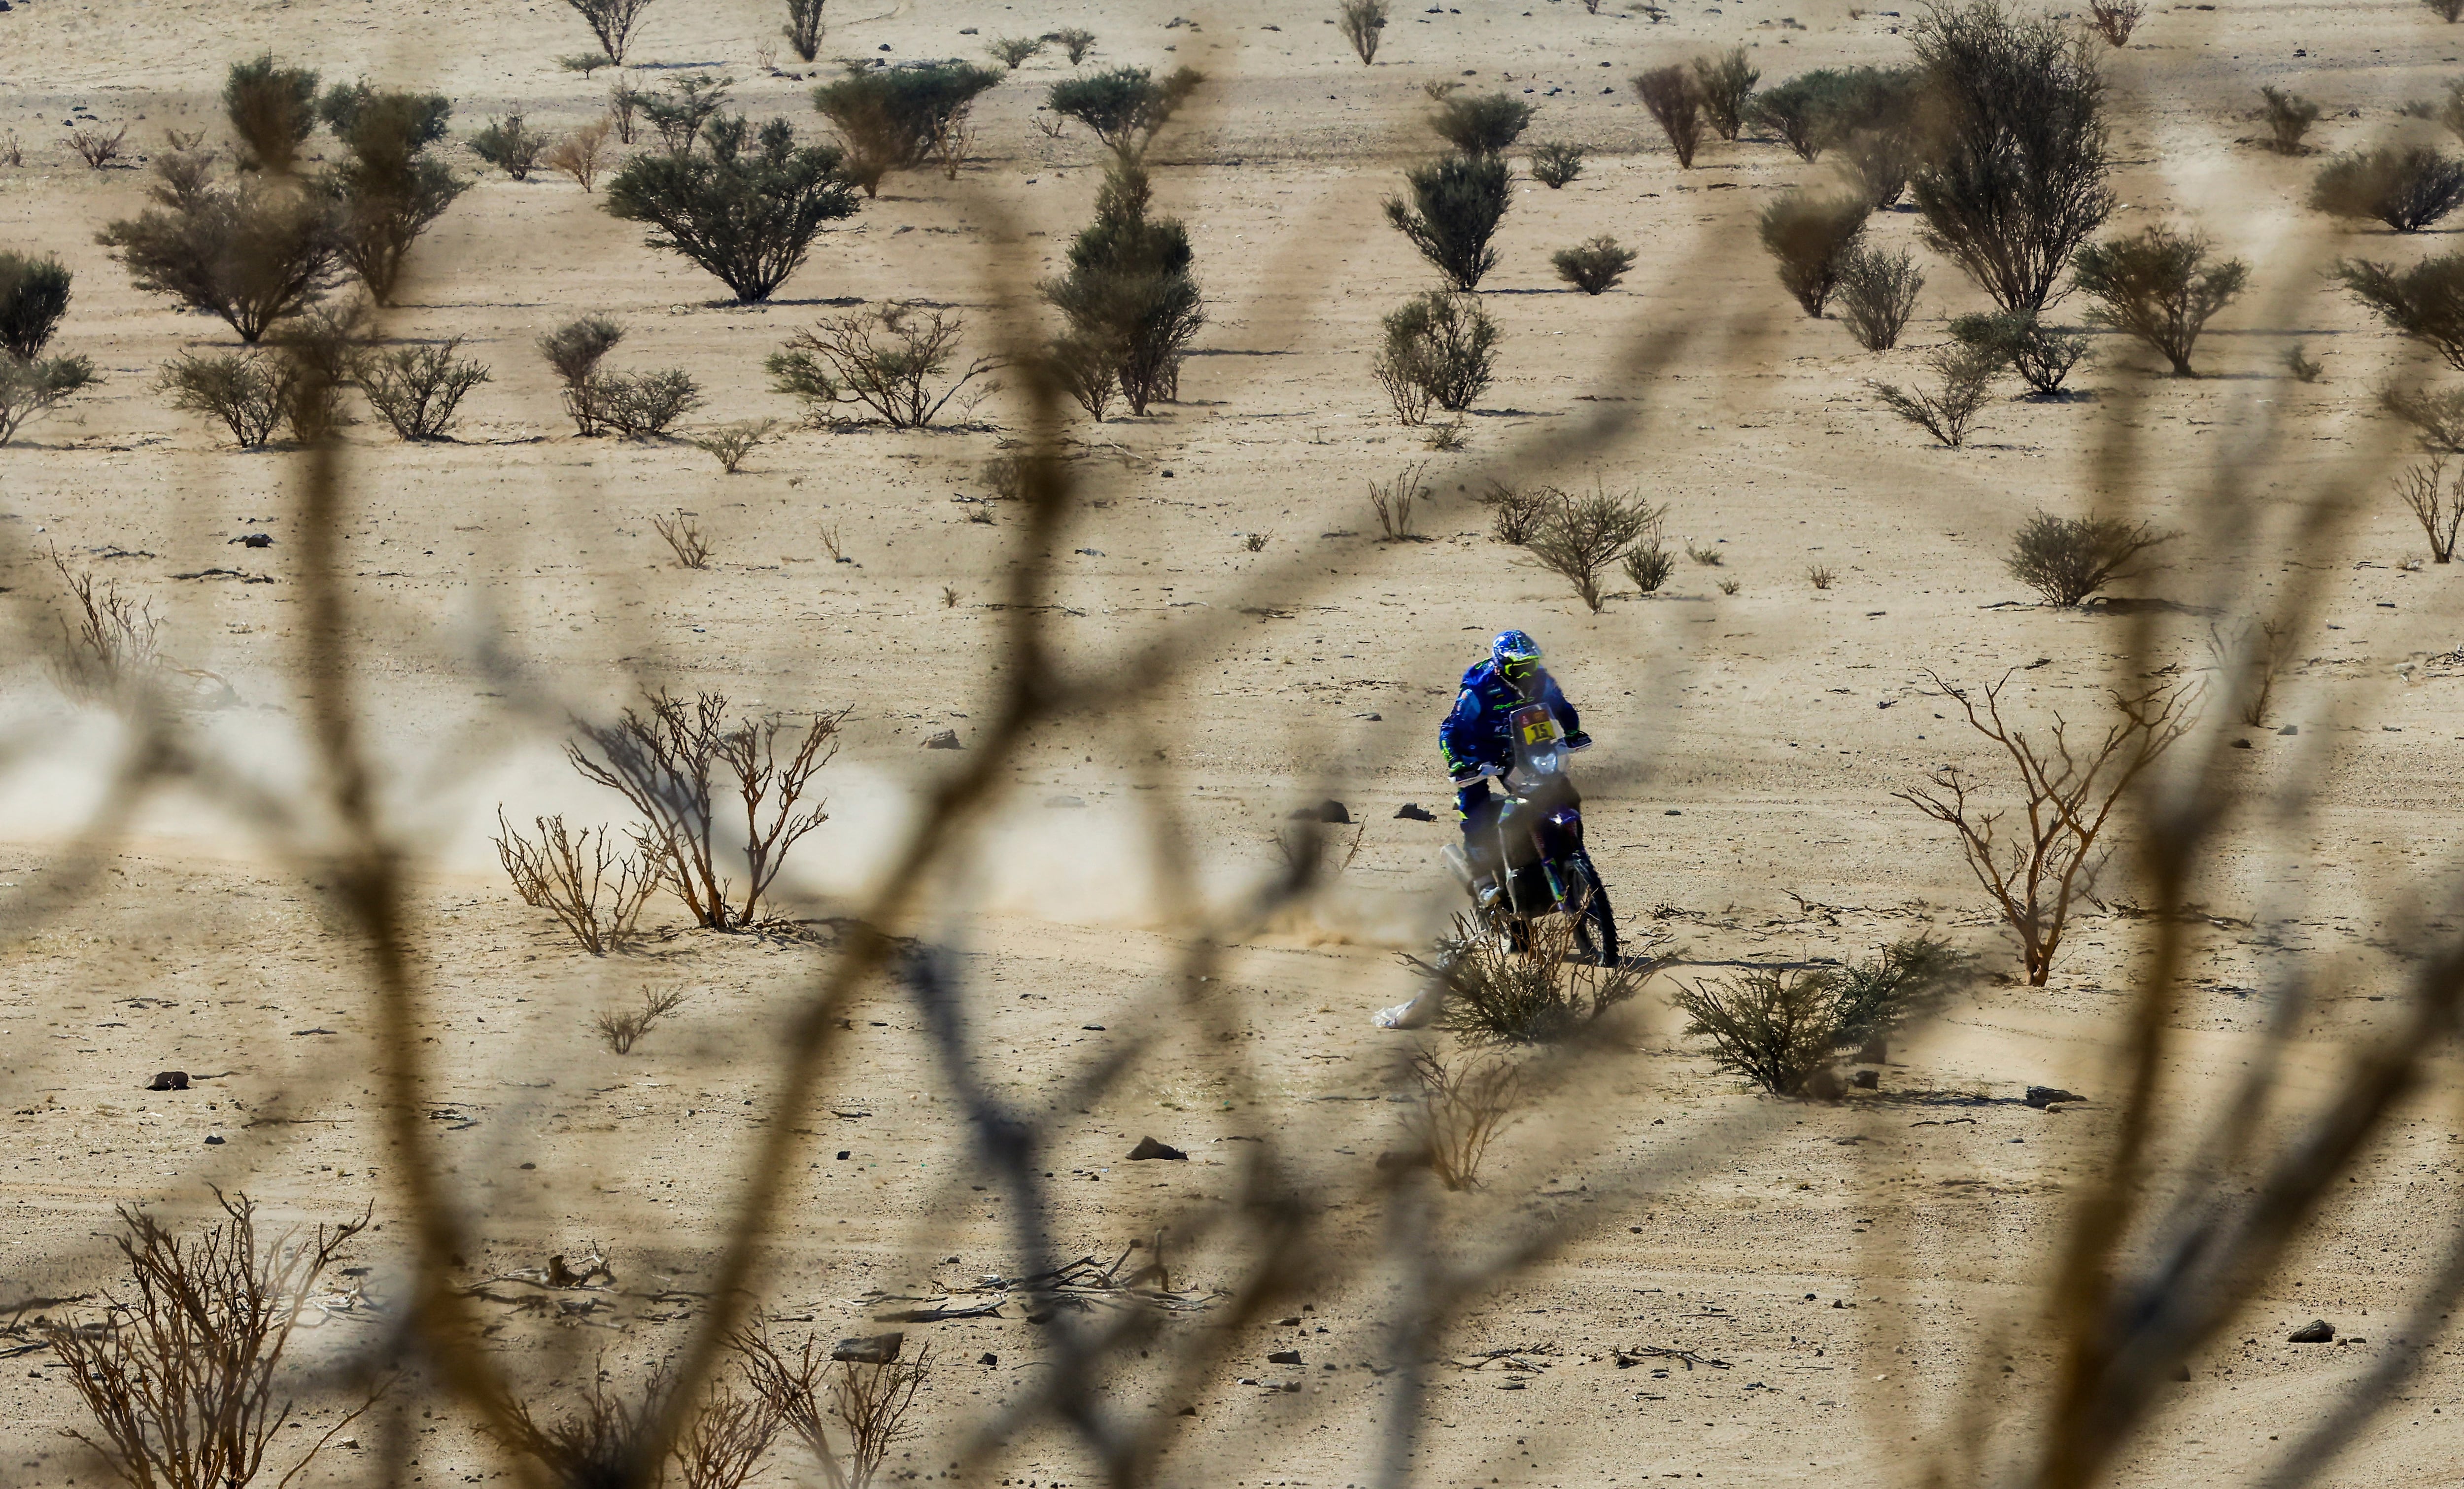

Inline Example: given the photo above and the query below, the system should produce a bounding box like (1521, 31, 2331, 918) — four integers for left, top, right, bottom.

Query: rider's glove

(1563, 730, 1594, 752)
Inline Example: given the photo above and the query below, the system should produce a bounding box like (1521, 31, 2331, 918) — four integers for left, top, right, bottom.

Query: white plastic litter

(1372, 996, 1432, 1030)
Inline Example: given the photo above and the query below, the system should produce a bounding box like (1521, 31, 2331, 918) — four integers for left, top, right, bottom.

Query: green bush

(158, 349, 303, 448)
(1869, 343, 2002, 448)
(1630, 65, 1702, 168)
(1046, 27, 1098, 64)
(471, 114, 548, 181)
(2310, 146, 2464, 233)
(1551, 235, 1634, 295)
(593, 369, 703, 438)
(2005, 510, 2172, 605)
(641, 74, 734, 154)
(988, 35, 1046, 69)
(812, 60, 1004, 196)
(1675, 936, 1966, 1096)
(1527, 140, 1585, 188)
(223, 55, 320, 172)
(355, 338, 490, 440)
(564, 0, 659, 65)
(1372, 289, 1497, 424)
(538, 315, 626, 434)
(1757, 191, 1871, 316)
(0, 252, 73, 361)
(784, 0, 826, 62)
(1429, 92, 1534, 157)
(0, 353, 97, 447)
(1835, 245, 1923, 351)
(1046, 66, 1202, 155)
(2337, 253, 2464, 371)
(1949, 309, 2088, 395)
(1692, 47, 1759, 141)
(2071, 225, 2248, 377)
(2259, 86, 2320, 154)
(1041, 155, 1204, 416)
(315, 83, 466, 304)
(1385, 154, 1510, 290)
(1745, 66, 1910, 163)
(97, 151, 343, 342)
(1621, 539, 1676, 594)
(604, 114, 862, 303)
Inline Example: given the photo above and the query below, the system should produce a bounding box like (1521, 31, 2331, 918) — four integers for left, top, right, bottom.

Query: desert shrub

(1898, 671, 2191, 984)
(45, 1193, 376, 1489)
(604, 114, 862, 303)
(1622, 539, 1676, 594)
(493, 810, 658, 954)
(595, 369, 703, 438)
(2070, 225, 2248, 377)
(641, 74, 736, 155)
(609, 75, 643, 143)
(2085, 0, 2143, 44)
(1372, 289, 1497, 423)
(597, 988, 688, 1053)
(354, 337, 489, 439)
(1910, 0, 2114, 312)
(1747, 71, 1840, 161)
(785, 0, 827, 62)
(2382, 383, 2464, 449)
(1949, 309, 2088, 396)
(2259, 86, 2320, 154)
(1047, 27, 1098, 64)
(1412, 912, 1650, 1045)
(1478, 480, 1549, 544)
(545, 119, 614, 190)
(812, 60, 1004, 196)
(1631, 65, 1703, 168)
(2005, 510, 2171, 605)
(159, 349, 304, 448)
(2332, 253, 2464, 370)
(1368, 460, 1429, 541)
(1870, 343, 2001, 448)
(989, 35, 1044, 69)
(1338, 0, 1388, 64)
(540, 314, 626, 434)
(1686, 540, 1722, 566)
(1746, 66, 1907, 163)
(1037, 333, 1117, 420)
(2283, 344, 2324, 382)
(1524, 482, 1665, 612)
(1047, 65, 1203, 156)
(1676, 935, 1965, 1095)
(564, 0, 659, 64)
(1757, 190, 1871, 316)
(1692, 47, 1759, 141)
(0, 353, 98, 447)
(567, 690, 846, 930)
(561, 52, 617, 77)
(1551, 235, 1634, 294)
(1404, 1049, 1521, 1190)
(653, 510, 713, 567)
(768, 303, 998, 428)
(1808, 563, 1838, 589)
(1527, 140, 1585, 188)
(2395, 455, 2464, 562)
(224, 55, 321, 172)
(98, 151, 343, 342)
(1385, 153, 1510, 290)
(471, 113, 548, 180)
(1835, 245, 1923, 351)
(2444, 79, 2464, 144)
(2433, 0, 2464, 20)
(316, 83, 467, 304)
(45, 546, 160, 699)
(1430, 92, 1534, 157)
(2310, 146, 2464, 233)
(67, 123, 128, 170)
(691, 418, 780, 473)
(0, 255, 64, 363)
(1042, 155, 1204, 416)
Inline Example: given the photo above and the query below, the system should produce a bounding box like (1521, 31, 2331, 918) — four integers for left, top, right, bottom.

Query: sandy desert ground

(6, 0, 2464, 1484)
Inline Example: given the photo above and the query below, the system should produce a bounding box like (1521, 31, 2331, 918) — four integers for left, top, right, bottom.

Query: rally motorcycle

(1440, 702, 1620, 965)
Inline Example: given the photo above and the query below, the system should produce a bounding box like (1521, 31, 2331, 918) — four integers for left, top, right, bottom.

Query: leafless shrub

(1715, 576, 1742, 594)
(653, 509, 715, 568)
(568, 691, 846, 930)
(690, 418, 778, 474)
(1674, 936, 1965, 1095)
(494, 1368, 665, 1485)
(159, 348, 304, 449)
(1835, 244, 1923, 350)
(597, 986, 689, 1053)
(1410, 912, 1650, 1045)
(830, 1343, 930, 1489)
(2259, 86, 2321, 154)
(1422, 419, 1468, 451)
(0, 133, 22, 167)
(1683, 540, 1720, 566)
(1403, 1048, 1521, 1190)
(2382, 382, 2464, 449)
(354, 337, 489, 440)
(2208, 616, 2293, 728)
(609, 75, 642, 143)
(66, 123, 129, 169)
(2085, 0, 2142, 45)
(493, 810, 659, 954)
(564, 0, 659, 64)
(1523, 483, 1664, 612)
(2283, 343, 2324, 382)
(1808, 564, 1837, 589)
(672, 1380, 784, 1489)
(1478, 480, 1548, 544)
(785, 0, 827, 62)
(1368, 460, 1429, 541)
(546, 118, 615, 191)
(1896, 669, 2193, 985)
(1631, 65, 1703, 167)
(768, 304, 998, 429)
(45, 1191, 378, 1489)
(1373, 289, 1497, 423)
(930, 112, 977, 179)
(1337, 0, 1388, 65)
(1869, 342, 2000, 448)
(2005, 510, 2173, 604)
(2395, 455, 2464, 563)
(47, 545, 161, 701)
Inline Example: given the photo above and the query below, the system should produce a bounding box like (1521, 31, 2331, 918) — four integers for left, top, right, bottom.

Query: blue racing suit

(1439, 659, 1581, 841)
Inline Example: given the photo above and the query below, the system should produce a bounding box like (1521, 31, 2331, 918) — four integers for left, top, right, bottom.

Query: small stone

(959, 25, 978, 32)
(1127, 1135, 1187, 1161)
(2279, 724, 2298, 735)
(1044, 795, 1086, 808)
(1851, 1070, 1879, 1090)
(204, 1134, 224, 1144)
(1268, 1349, 1302, 1364)
(837, 1150, 851, 1160)
(924, 729, 963, 750)
(1162, 469, 1175, 477)
(148, 1071, 190, 1091)
(1665, 808, 1682, 816)
(2288, 1319, 2335, 1344)
(833, 1332, 904, 1364)
(2232, 738, 2252, 749)
(1395, 803, 1437, 821)
(2024, 1086, 2085, 1108)
(231, 533, 273, 548)
(1177, 1404, 1198, 1415)
(1288, 799, 1350, 824)
(979, 1352, 999, 1366)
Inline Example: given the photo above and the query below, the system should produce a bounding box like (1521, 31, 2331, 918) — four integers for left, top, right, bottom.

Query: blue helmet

(1491, 629, 1543, 693)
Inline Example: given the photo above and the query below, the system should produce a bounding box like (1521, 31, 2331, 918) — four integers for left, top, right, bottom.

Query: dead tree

(1894, 668, 2193, 985)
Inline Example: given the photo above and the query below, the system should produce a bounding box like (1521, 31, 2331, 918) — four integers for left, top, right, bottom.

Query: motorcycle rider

(1439, 630, 1591, 868)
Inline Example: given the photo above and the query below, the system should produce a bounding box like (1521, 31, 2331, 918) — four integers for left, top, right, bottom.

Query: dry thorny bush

(8, 16, 2462, 1489)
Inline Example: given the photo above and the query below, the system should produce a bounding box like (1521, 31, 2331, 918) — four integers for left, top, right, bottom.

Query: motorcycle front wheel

(1570, 850, 1620, 966)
